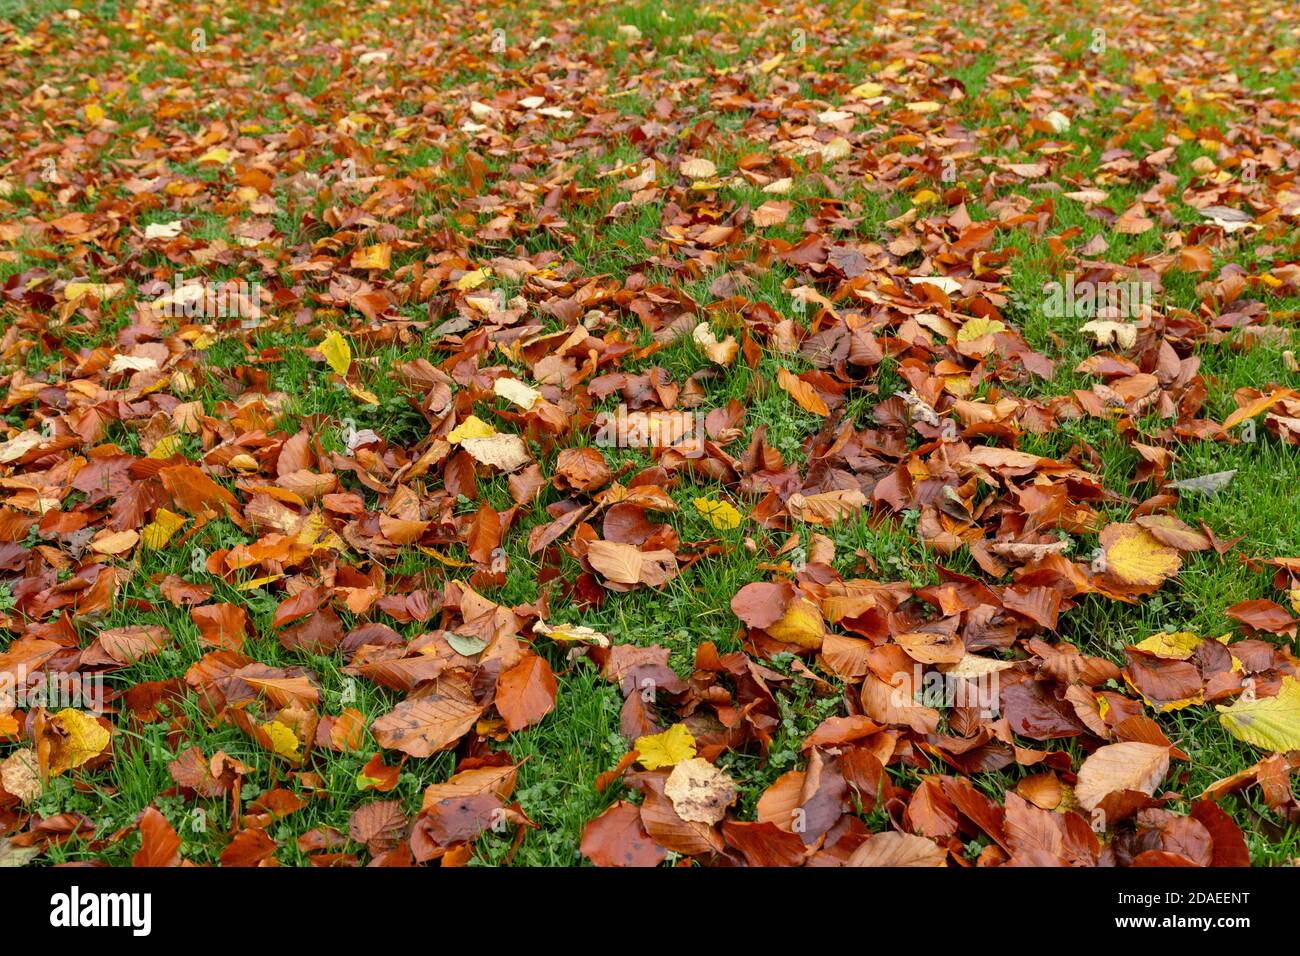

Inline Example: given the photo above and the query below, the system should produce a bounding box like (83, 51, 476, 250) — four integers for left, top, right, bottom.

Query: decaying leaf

(663, 758, 737, 824)
(1217, 677, 1300, 753)
(1074, 742, 1170, 811)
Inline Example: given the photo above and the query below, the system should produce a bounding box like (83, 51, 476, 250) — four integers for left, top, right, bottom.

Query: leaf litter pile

(1, 0, 1300, 868)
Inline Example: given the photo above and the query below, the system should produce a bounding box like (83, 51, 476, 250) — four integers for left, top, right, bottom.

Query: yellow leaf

(50, 709, 110, 774)
(1217, 676, 1300, 752)
(417, 547, 475, 568)
(141, 504, 187, 548)
(147, 433, 184, 460)
(352, 243, 392, 271)
(65, 281, 123, 302)
(261, 720, 301, 758)
(1101, 523, 1182, 589)
(345, 382, 380, 405)
(85, 102, 105, 125)
(319, 330, 351, 376)
(634, 723, 696, 770)
(850, 81, 884, 99)
(1131, 631, 1202, 660)
(956, 317, 1006, 342)
(196, 146, 232, 165)
(236, 572, 285, 591)
(905, 100, 942, 113)
(765, 597, 826, 649)
(447, 414, 496, 443)
(912, 189, 939, 205)
(456, 267, 491, 291)
(532, 620, 610, 648)
(693, 497, 743, 530)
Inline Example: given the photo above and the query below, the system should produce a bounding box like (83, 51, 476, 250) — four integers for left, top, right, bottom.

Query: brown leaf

(494, 654, 557, 732)
(586, 540, 679, 587)
(1075, 742, 1170, 812)
(133, 806, 182, 868)
(372, 691, 484, 757)
(349, 800, 407, 855)
(847, 831, 947, 866)
(580, 801, 666, 868)
(777, 367, 830, 415)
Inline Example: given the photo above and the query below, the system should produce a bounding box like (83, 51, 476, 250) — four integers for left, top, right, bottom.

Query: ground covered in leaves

(1, 0, 1300, 867)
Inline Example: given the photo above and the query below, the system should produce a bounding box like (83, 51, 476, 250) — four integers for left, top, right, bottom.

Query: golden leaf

(634, 723, 696, 770)
(693, 497, 743, 530)
(319, 330, 352, 376)
(261, 720, 301, 759)
(455, 267, 491, 290)
(765, 597, 826, 649)
(351, 243, 392, 271)
(532, 620, 610, 648)
(777, 367, 829, 416)
(147, 433, 185, 460)
(447, 415, 496, 443)
(1131, 631, 1202, 660)
(1102, 523, 1182, 588)
(50, 709, 110, 774)
(956, 316, 1006, 342)
(850, 81, 884, 99)
(1217, 676, 1300, 753)
(196, 146, 232, 165)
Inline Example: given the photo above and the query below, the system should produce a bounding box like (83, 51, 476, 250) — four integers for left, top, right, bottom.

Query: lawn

(1, 0, 1299, 868)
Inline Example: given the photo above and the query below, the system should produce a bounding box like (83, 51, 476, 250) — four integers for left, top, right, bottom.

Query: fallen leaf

(634, 723, 696, 770)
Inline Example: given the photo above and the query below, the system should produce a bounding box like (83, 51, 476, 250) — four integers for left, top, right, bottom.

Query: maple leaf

(634, 724, 696, 770)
